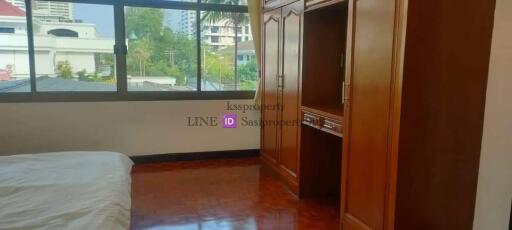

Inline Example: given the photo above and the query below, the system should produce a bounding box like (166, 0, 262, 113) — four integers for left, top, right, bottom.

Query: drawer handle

(324, 123, 334, 129)
(304, 115, 316, 122)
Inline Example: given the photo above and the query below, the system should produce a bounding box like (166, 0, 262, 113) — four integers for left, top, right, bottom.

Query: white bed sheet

(0, 151, 133, 230)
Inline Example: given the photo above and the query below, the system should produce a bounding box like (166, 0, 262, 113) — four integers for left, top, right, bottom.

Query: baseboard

(130, 149, 260, 164)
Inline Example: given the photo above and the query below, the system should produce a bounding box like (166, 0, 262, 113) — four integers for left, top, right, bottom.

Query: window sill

(0, 91, 256, 103)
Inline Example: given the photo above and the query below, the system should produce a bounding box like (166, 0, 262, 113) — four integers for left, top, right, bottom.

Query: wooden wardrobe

(261, 0, 303, 193)
(260, 0, 496, 229)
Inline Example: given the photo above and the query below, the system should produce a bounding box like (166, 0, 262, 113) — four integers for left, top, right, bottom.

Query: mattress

(0, 151, 133, 230)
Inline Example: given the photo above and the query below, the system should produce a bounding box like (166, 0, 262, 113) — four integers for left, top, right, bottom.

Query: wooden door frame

(339, 0, 408, 229)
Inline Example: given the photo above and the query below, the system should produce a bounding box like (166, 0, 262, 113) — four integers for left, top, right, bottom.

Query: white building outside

(0, 0, 114, 79)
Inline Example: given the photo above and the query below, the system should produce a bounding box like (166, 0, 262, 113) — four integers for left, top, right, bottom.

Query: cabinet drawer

(321, 119, 343, 137)
(302, 112, 321, 128)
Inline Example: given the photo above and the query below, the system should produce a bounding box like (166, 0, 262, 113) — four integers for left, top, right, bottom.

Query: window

(0, 27, 15, 33)
(0, 0, 255, 101)
(0, 1, 30, 93)
(125, 7, 197, 91)
(47, 29, 78, 37)
(33, 1, 116, 92)
(201, 11, 257, 91)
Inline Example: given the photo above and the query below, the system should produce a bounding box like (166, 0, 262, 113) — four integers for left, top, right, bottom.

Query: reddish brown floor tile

(131, 157, 340, 230)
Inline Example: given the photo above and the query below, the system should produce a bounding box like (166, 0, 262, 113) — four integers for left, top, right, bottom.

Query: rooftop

(0, 0, 24, 17)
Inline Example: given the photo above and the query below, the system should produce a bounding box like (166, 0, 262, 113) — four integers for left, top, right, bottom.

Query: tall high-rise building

(6, 0, 73, 20)
(201, 19, 253, 50)
(173, 10, 195, 39)
(32, 1, 73, 20)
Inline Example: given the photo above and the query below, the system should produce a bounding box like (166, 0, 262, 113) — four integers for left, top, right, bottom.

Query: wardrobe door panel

(279, 1, 302, 179)
(261, 9, 281, 164)
(341, 0, 398, 229)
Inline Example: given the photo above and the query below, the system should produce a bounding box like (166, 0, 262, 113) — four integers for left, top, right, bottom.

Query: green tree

(238, 58, 258, 81)
(203, 45, 234, 86)
(202, 0, 250, 90)
(125, 7, 164, 40)
(56, 61, 73, 79)
(130, 37, 153, 77)
(125, 7, 198, 87)
(76, 69, 87, 81)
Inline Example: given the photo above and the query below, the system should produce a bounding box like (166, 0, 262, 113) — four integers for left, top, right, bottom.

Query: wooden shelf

(305, 0, 346, 12)
(301, 105, 344, 123)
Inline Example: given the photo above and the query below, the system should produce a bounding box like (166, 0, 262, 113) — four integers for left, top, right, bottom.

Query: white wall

(55, 52, 96, 73)
(39, 22, 97, 38)
(0, 100, 260, 156)
(0, 50, 30, 76)
(473, 0, 512, 229)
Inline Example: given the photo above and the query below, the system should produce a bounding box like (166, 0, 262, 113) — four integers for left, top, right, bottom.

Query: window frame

(0, 0, 255, 103)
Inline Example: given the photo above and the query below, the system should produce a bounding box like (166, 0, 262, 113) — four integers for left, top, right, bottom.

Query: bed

(0, 151, 133, 230)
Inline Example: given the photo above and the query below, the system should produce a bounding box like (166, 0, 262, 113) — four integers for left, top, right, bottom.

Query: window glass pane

(201, 11, 256, 91)
(32, 1, 116, 92)
(125, 7, 198, 91)
(0, 0, 30, 92)
(159, 0, 197, 1)
(201, 0, 248, 5)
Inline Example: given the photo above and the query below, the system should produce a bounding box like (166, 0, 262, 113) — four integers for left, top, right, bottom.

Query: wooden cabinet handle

(277, 75, 285, 89)
(324, 123, 334, 129)
(344, 82, 351, 101)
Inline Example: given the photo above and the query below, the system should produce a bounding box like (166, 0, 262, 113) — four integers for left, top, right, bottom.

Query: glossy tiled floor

(131, 157, 340, 230)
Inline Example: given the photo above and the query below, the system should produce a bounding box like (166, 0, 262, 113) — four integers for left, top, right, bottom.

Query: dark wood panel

(279, 1, 303, 180)
(261, 9, 281, 165)
(301, 2, 347, 111)
(394, 0, 495, 229)
(341, 0, 398, 228)
(299, 125, 342, 198)
(130, 150, 259, 164)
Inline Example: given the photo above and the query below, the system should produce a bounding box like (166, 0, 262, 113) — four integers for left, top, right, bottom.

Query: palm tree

(132, 38, 152, 77)
(202, 0, 249, 90)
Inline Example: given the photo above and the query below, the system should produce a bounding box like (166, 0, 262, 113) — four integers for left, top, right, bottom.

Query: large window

(125, 7, 197, 91)
(33, 1, 116, 92)
(0, 0, 30, 93)
(201, 11, 257, 91)
(0, 0, 255, 101)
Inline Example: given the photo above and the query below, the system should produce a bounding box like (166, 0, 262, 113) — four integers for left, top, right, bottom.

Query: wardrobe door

(340, 0, 399, 229)
(279, 1, 302, 183)
(261, 8, 281, 165)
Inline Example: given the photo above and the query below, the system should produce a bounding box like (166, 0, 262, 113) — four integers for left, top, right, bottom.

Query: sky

(72, 4, 183, 39)
(73, 3, 115, 38)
